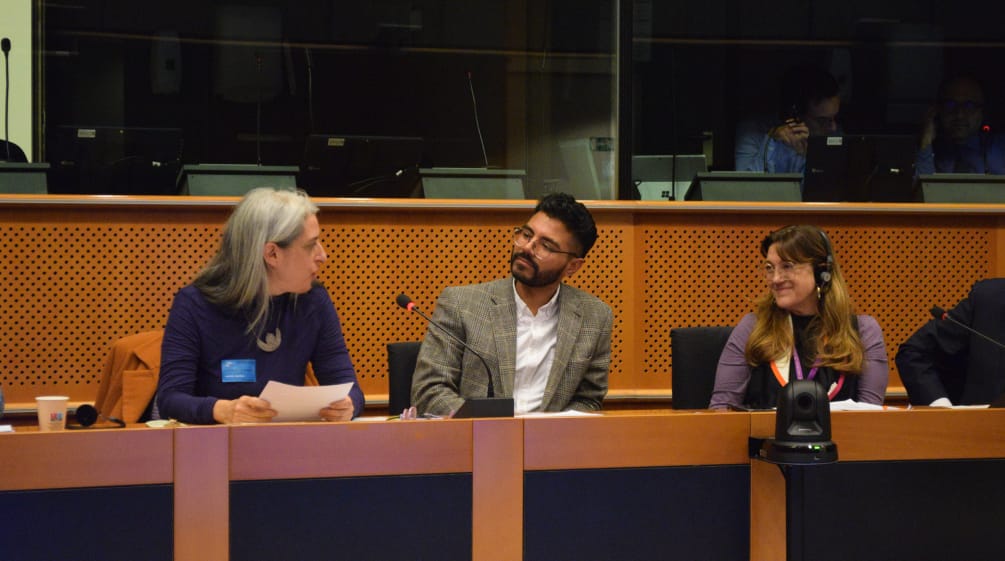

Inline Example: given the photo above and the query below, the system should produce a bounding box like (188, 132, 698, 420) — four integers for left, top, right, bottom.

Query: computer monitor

(632, 154, 707, 200)
(558, 138, 611, 200)
(419, 168, 526, 199)
(920, 174, 1005, 203)
(46, 125, 184, 195)
(298, 134, 423, 198)
(684, 172, 803, 201)
(804, 134, 919, 202)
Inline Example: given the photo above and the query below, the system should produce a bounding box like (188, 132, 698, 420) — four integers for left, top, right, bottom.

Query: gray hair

(194, 187, 319, 336)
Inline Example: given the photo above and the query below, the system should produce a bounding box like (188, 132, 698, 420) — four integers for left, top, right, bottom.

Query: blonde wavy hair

(745, 225, 863, 373)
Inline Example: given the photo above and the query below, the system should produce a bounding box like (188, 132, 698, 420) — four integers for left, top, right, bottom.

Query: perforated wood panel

(0, 206, 222, 405)
(0, 200, 1000, 408)
(319, 209, 628, 393)
(0, 202, 630, 407)
(642, 212, 997, 392)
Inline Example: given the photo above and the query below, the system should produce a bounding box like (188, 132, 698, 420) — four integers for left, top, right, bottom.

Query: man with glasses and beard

(916, 75, 1005, 175)
(410, 192, 612, 417)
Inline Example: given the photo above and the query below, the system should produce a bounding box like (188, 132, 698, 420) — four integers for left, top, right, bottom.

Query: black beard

(511, 251, 562, 287)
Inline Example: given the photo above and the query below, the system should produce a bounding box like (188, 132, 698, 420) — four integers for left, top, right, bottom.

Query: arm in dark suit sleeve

(410, 288, 468, 416)
(895, 288, 977, 405)
(565, 303, 612, 412)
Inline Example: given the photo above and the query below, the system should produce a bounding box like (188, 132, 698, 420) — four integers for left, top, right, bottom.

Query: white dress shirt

(512, 281, 561, 414)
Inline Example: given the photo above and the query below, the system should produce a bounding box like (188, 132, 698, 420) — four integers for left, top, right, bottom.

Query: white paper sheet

(517, 410, 602, 418)
(829, 399, 901, 411)
(259, 380, 353, 422)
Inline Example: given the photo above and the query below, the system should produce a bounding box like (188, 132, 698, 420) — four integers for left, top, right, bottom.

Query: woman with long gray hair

(157, 188, 364, 424)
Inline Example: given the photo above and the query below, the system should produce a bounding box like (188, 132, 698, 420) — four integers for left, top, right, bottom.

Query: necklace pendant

(257, 327, 282, 352)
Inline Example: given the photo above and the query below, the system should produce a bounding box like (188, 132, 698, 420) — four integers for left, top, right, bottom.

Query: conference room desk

(0, 426, 177, 560)
(750, 407, 1005, 561)
(222, 412, 753, 561)
(2, 409, 1004, 561)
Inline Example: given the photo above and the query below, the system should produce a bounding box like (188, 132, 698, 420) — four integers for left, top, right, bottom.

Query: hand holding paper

(259, 381, 354, 422)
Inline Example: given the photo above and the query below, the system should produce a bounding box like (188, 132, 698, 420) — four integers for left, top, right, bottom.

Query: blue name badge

(221, 359, 256, 383)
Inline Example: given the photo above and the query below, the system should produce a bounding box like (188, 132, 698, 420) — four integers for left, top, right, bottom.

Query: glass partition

(30, 1, 1005, 201)
(37, 0, 618, 199)
(630, 0, 1005, 202)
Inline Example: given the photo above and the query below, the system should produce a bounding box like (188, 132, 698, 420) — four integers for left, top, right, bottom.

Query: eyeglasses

(763, 261, 811, 280)
(513, 226, 580, 260)
(940, 100, 984, 113)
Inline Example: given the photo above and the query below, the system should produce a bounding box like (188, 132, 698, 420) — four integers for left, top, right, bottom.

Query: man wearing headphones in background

(916, 75, 1005, 175)
(734, 64, 842, 173)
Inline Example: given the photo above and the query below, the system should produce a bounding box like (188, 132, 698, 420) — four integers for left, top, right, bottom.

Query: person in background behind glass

(709, 225, 888, 410)
(735, 64, 841, 174)
(916, 75, 1005, 175)
(157, 187, 364, 424)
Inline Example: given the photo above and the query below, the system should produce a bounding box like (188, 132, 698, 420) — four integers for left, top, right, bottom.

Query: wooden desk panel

(174, 425, 229, 561)
(0, 427, 173, 491)
(750, 408, 1005, 561)
(524, 411, 751, 470)
(5, 410, 1005, 561)
(750, 408, 1005, 460)
(229, 420, 474, 480)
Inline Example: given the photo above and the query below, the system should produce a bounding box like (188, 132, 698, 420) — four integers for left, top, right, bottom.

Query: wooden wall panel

(318, 207, 629, 395)
(0, 198, 1001, 409)
(0, 205, 222, 405)
(639, 211, 997, 392)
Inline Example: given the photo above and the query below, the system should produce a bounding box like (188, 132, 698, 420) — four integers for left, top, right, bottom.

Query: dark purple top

(157, 284, 364, 424)
(709, 313, 888, 410)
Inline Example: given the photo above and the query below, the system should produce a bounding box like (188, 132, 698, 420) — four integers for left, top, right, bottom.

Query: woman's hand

(320, 396, 354, 422)
(213, 395, 277, 424)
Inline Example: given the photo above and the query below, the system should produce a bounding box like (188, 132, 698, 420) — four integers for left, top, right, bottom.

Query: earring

(816, 286, 822, 300)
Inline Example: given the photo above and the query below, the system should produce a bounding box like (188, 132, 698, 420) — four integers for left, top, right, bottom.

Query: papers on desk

(517, 410, 601, 418)
(0, 424, 13, 433)
(829, 400, 902, 411)
(259, 380, 353, 422)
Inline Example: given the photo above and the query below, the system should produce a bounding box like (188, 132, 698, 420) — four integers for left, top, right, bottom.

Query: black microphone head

(1, 38, 9, 54)
(76, 404, 98, 427)
(930, 306, 945, 320)
(396, 293, 413, 310)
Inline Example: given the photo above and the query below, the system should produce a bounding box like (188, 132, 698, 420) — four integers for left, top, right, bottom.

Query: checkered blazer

(411, 277, 612, 416)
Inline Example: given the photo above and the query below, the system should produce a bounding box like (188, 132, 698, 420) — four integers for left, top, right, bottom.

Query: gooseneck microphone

(396, 293, 496, 397)
(2, 37, 11, 162)
(396, 293, 513, 418)
(466, 71, 489, 168)
(254, 52, 263, 166)
(930, 306, 1005, 350)
(981, 125, 991, 174)
(304, 48, 315, 135)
